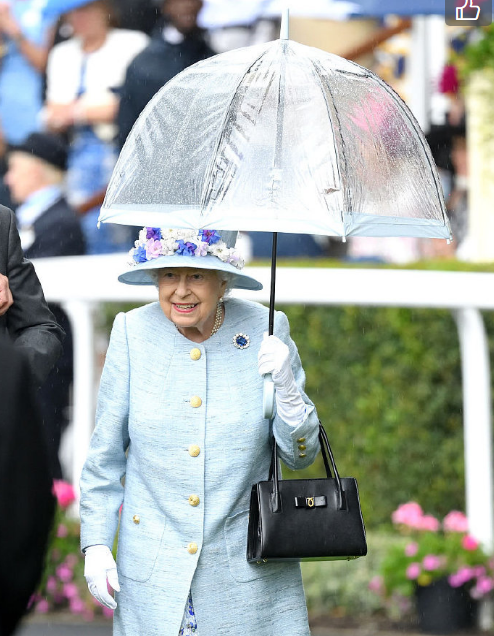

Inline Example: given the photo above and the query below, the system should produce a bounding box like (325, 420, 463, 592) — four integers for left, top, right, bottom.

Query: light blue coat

(80, 297, 320, 636)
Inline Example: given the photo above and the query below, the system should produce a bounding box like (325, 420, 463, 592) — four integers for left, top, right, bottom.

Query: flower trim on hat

(128, 228, 245, 270)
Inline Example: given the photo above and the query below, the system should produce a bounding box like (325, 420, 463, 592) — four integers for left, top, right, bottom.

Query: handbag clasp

(307, 496, 315, 508)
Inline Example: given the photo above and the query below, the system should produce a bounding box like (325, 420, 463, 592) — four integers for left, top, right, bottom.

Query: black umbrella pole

(268, 232, 278, 336)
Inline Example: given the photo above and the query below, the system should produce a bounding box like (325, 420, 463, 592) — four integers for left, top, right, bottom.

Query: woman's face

(158, 268, 226, 338)
(67, 2, 108, 37)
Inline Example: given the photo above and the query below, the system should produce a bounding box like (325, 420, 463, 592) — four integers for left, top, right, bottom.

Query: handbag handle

(269, 422, 345, 512)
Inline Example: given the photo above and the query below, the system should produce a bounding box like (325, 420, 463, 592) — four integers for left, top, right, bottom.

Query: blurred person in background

(5, 131, 85, 479)
(43, 0, 148, 254)
(117, 0, 214, 149)
(0, 0, 55, 145)
(0, 335, 56, 636)
(0, 206, 63, 388)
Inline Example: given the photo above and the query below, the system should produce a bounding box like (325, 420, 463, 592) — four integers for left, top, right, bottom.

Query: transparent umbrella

(99, 14, 451, 415)
(100, 29, 450, 241)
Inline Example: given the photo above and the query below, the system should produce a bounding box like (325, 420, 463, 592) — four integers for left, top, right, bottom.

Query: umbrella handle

(263, 373, 275, 419)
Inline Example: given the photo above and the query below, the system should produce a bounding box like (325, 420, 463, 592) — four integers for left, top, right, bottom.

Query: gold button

(188, 494, 200, 507)
(187, 542, 198, 554)
(299, 453, 307, 458)
(188, 445, 200, 457)
(133, 515, 140, 525)
(190, 348, 201, 361)
(190, 396, 202, 408)
(298, 444, 306, 450)
(297, 437, 306, 443)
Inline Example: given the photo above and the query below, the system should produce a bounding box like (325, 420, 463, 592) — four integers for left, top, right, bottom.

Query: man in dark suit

(117, 0, 214, 148)
(5, 132, 85, 479)
(0, 336, 56, 636)
(0, 207, 63, 387)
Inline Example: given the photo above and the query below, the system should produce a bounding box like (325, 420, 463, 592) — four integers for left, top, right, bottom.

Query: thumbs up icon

(456, 0, 481, 20)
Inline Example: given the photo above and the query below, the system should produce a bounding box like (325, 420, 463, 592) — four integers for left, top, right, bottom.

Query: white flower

(138, 228, 148, 243)
(160, 238, 176, 256)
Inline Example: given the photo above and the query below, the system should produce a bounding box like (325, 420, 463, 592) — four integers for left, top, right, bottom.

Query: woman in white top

(44, 0, 148, 254)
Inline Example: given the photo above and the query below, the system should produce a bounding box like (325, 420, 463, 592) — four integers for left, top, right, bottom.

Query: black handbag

(247, 424, 367, 562)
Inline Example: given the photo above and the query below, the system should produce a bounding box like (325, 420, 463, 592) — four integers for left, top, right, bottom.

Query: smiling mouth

(173, 303, 198, 313)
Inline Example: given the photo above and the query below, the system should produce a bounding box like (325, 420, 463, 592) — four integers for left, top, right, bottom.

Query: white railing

(32, 254, 494, 548)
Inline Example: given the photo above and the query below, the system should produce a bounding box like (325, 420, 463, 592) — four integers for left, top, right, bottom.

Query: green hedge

(282, 304, 494, 527)
(100, 260, 494, 529)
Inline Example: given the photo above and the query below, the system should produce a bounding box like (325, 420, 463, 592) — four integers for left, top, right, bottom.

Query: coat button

(190, 348, 201, 361)
(299, 453, 307, 458)
(187, 542, 198, 554)
(298, 444, 306, 450)
(188, 494, 200, 507)
(297, 437, 306, 443)
(188, 445, 200, 457)
(190, 396, 202, 408)
(133, 515, 140, 524)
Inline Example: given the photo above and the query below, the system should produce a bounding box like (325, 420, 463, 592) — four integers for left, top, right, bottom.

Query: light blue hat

(118, 227, 262, 291)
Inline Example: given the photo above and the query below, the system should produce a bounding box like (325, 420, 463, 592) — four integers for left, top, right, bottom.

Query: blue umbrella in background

(42, 0, 93, 19)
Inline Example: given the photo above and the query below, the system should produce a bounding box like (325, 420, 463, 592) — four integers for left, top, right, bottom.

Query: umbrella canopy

(100, 39, 450, 241)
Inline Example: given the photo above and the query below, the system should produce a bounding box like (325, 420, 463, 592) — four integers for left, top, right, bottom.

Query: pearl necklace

(210, 301, 224, 337)
(175, 300, 223, 339)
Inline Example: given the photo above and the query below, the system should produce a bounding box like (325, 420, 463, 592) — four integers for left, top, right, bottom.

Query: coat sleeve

(272, 310, 320, 471)
(79, 312, 130, 552)
(4, 207, 64, 387)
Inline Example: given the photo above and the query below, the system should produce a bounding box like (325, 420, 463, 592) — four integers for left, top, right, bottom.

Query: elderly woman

(80, 228, 320, 636)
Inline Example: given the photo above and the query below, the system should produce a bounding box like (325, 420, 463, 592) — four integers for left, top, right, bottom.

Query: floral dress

(179, 593, 197, 634)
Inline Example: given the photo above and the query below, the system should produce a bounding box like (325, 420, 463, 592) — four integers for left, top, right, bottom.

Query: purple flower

(194, 242, 208, 257)
(146, 227, 162, 241)
(199, 229, 221, 245)
(176, 240, 197, 256)
(133, 245, 147, 263)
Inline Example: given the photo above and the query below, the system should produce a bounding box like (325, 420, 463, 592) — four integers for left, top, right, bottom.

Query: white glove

(258, 334, 306, 426)
(84, 544, 120, 609)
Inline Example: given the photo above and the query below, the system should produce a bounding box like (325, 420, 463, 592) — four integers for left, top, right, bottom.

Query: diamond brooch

(233, 333, 250, 349)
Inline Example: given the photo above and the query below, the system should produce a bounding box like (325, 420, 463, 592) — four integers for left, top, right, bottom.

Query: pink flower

(462, 535, 480, 551)
(443, 511, 469, 533)
(405, 542, 419, 557)
(102, 606, 114, 618)
(35, 599, 49, 614)
(65, 554, 78, 567)
(46, 576, 57, 594)
(145, 239, 162, 260)
(56, 564, 73, 583)
(406, 563, 421, 580)
(417, 515, 440, 532)
(69, 597, 86, 614)
(472, 576, 494, 598)
(63, 583, 79, 599)
(423, 554, 443, 571)
(52, 480, 76, 508)
(392, 502, 423, 528)
(57, 523, 68, 538)
(368, 575, 384, 593)
(449, 567, 476, 587)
